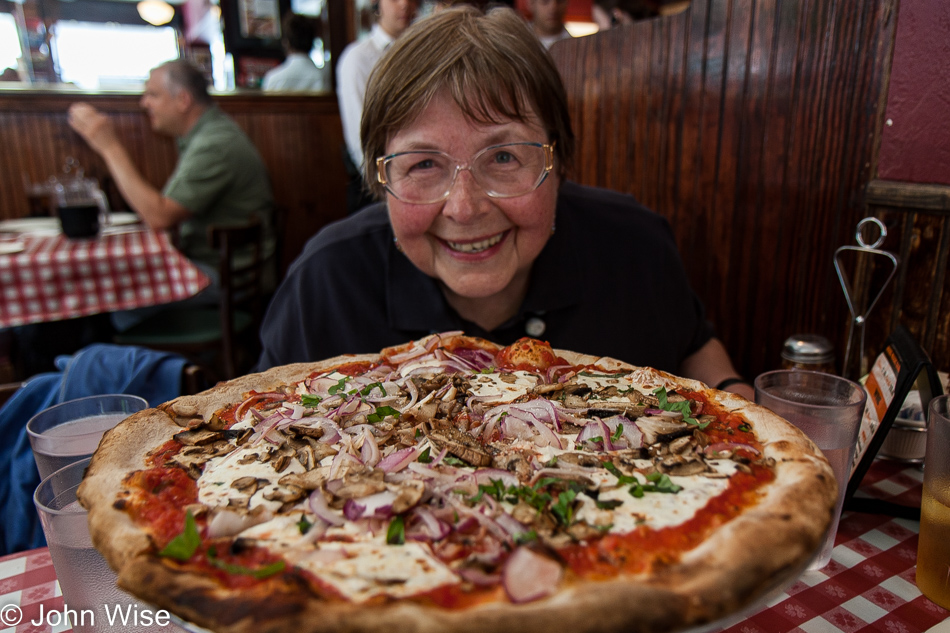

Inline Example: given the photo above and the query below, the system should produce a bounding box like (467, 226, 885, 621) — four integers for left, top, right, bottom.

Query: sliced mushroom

(331, 470, 388, 500)
(424, 423, 492, 467)
(554, 452, 603, 469)
(173, 428, 224, 446)
(389, 479, 426, 514)
(279, 467, 329, 491)
(530, 468, 596, 489)
(263, 484, 306, 505)
(668, 436, 694, 455)
(634, 416, 692, 445)
(231, 476, 265, 495)
(491, 450, 533, 480)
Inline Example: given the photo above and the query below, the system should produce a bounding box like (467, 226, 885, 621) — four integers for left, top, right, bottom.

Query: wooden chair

(114, 219, 266, 381)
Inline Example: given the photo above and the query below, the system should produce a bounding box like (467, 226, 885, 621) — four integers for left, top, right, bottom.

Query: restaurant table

(0, 219, 210, 330)
(0, 461, 945, 633)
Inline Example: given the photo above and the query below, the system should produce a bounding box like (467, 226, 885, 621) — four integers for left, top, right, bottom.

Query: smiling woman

(255, 5, 752, 400)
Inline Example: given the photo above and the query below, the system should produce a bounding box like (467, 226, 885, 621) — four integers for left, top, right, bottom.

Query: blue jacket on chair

(0, 344, 187, 555)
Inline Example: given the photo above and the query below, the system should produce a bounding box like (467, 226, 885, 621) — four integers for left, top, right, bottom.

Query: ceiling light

(138, 0, 175, 26)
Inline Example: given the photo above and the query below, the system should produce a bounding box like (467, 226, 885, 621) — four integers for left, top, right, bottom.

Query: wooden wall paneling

(549, 0, 899, 380)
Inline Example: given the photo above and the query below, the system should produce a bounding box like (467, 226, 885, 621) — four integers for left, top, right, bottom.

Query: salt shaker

(780, 334, 836, 374)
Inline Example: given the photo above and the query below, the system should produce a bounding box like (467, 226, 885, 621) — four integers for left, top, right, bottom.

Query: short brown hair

(360, 6, 575, 197)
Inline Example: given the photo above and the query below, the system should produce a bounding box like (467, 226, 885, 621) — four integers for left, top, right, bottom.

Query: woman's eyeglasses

(376, 142, 555, 204)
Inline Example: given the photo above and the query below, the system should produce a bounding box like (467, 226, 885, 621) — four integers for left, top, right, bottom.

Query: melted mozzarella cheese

(198, 446, 306, 513)
(296, 539, 460, 602)
(468, 371, 539, 403)
(577, 461, 739, 533)
(575, 369, 676, 401)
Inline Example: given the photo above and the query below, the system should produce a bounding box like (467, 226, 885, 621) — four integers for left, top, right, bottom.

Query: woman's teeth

(446, 233, 504, 253)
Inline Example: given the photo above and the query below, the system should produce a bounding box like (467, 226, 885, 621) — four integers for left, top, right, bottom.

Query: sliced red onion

(494, 511, 528, 537)
(359, 431, 381, 467)
(502, 546, 563, 604)
(328, 449, 363, 479)
(343, 490, 397, 521)
(378, 445, 424, 473)
(308, 375, 344, 395)
(645, 408, 683, 420)
(575, 418, 612, 451)
(544, 364, 572, 384)
(206, 509, 271, 538)
(398, 378, 420, 412)
(405, 506, 451, 542)
(308, 490, 345, 526)
(457, 567, 502, 587)
(601, 415, 643, 449)
(446, 498, 509, 542)
(234, 392, 287, 422)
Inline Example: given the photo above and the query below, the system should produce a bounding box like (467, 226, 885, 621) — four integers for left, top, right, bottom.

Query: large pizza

(78, 333, 837, 633)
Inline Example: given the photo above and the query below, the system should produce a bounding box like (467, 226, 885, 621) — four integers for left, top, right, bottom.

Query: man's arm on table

(67, 103, 190, 230)
(679, 338, 756, 401)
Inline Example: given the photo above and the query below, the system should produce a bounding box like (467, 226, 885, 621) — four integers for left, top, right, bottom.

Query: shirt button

(525, 317, 546, 337)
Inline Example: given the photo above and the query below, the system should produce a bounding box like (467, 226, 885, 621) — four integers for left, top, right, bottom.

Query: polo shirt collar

(176, 107, 218, 152)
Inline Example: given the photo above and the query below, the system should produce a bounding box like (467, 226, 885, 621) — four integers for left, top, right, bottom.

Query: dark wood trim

(866, 179, 950, 212)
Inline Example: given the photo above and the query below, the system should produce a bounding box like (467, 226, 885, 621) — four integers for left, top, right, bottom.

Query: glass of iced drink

(27, 394, 147, 480)
(33, 458, 181, 633)
(754, 369, 866, 570)
(917, 395, 950, 609)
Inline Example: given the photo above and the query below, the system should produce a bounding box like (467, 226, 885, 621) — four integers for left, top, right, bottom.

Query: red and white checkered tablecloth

(0, 463, 945, 633)
(0, 230, 210, 329)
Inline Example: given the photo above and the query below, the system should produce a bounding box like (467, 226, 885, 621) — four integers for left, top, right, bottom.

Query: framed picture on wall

(238, 0, 281, 39)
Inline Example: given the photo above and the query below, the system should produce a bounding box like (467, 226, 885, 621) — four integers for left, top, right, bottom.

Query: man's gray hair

(156, 59, 214, 107)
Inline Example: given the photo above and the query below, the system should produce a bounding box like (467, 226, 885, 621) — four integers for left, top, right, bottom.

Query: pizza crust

(78, 340, 838, 633)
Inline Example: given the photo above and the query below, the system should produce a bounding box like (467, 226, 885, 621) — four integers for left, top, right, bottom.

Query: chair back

(210, 219, 265, 378)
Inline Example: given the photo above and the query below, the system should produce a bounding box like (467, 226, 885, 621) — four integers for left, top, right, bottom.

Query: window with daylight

(52, 21, 179, 89)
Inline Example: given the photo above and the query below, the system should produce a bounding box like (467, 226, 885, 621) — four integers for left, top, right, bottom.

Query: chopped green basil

(417, 447, 432, 463)
(611, 424, 624, 441)
(595, 499, 624, 510)
(300, 394, 323, 407)
(206, 548, 286, 579)
(386, 515, 406, 545)
(514, 530, 539, 545)
(653, 387, 708, 429)
(603, 461, 637, 486)
(360, 382, 384, 397)
(159, 510, 200, 561)
(737, 423, 752, 433)
(480, 367, 495, 374)
(328, 377, 348, 395)
(550, 489, 578, 526)
(368, 405, 400, 423)
(297, 517, 313, 534)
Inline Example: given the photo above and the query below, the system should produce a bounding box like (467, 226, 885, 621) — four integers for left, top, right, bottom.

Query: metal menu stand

(834, 217, 899, 381)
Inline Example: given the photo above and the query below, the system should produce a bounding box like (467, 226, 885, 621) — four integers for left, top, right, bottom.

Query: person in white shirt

(529, 0, 572, 49)
(262, 14, 328, 92)
(336, 0, 419, 213)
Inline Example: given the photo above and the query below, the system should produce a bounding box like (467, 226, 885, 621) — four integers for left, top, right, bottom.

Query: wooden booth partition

(549, 0, 899, 381)
(860, 181, 950, 378)
(0, 89, 348, 277)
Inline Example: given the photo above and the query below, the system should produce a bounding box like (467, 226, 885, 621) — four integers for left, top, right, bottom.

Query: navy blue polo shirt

(255, 181, 713, 372)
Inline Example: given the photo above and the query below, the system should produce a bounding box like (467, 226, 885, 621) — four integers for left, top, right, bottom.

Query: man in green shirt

(68, 59, 274, 273)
